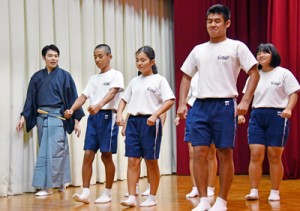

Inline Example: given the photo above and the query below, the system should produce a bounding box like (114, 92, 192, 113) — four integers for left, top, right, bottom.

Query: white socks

(207, 186, 215, 197)
(268, 189, 280, 201)
(73, 188, 90, 204)
(95, 188, 112, 203)
(120, 195, 137, 207)
(186, 186, 199, 198)
(245, 188, 280, 201)
(186, 186, 214, 198)
(142, 183, 151, 196)
(140, 194, 157, 207)
(124, 183, 139, 197)
(192, 197, 210, 211)
(245, 188, 259, 200)
(210, 197, 227, 211)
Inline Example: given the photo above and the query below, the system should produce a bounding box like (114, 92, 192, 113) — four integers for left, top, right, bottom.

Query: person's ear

(225, 20, 231, 28)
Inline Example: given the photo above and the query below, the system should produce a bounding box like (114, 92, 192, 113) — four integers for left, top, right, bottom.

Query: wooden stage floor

(0, 175, 299, 211)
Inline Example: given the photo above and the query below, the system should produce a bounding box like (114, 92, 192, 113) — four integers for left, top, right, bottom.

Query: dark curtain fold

(267, 0, 300, 179)
(174, 0, 281, 175)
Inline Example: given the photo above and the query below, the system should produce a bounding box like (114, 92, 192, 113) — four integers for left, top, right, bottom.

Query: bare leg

(73, 150, 95, 203)
(194, 146, 210, 197)
(248, 144, 265, 189)
(145, 159, 160, 195)
(127, 157, 141, 195)
(82, 150, 96, 188)
(207, 144, 217, 188)
(101, 152, 115, 189)
(267, 147, 284, 190)
(217, 148, 234, 200)
(139, 159, 160, 207)
(188, 142, 197, 187)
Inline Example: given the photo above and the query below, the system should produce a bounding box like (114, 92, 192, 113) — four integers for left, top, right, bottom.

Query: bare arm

(64, 94, 87, 119)
(281, 92, 298, 118)
(177, 73, 192, 119)
(121, 113, 130, 136)
(88, 88, 119, 115)
(237, 65, 260, 115)
(116, 99, 127, 126)
(160, 112, 167, 127)
(147, 99, 175, 126)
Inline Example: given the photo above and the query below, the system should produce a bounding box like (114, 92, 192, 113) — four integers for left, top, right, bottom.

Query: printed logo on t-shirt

(217, 55, 230, 60)
(271, 81, 281, 86)
(103, 82, 110, 86)
(147, 87, 158, 93)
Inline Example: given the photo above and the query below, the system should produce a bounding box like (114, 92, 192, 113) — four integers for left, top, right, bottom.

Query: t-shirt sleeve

(160, 77, 175, 102)
(81, 77, 93, 98)
(284, 70, 300, 95)
(180, 48, 198, 77)
(110, 71, 124, 92)
(237, 42, 258, 73)
(122, 79, 134, 103)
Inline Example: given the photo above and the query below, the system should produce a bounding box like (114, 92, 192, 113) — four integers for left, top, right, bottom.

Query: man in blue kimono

(16, 44, 85, 196)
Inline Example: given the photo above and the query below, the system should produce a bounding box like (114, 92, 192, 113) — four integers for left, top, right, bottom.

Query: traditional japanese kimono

(21, 66, 84, 189)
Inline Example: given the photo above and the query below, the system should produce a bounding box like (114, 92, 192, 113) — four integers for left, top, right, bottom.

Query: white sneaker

(139, 195, 157, 207)
(142, 186, 150, 196)
(210, 197, 227, 211)
(120, 195, 137, 207)
(35, 189, 53, 196)
(191, 197, 210, 211)
(73, 193, 90, 204)
(268, 190, 280, 201)
(94, 192, 112, 203)
(245, 189, 259, 200)
(186, 187, 199, 198)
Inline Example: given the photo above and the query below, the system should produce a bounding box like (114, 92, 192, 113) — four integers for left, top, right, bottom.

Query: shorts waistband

(196, 98, 234, 101)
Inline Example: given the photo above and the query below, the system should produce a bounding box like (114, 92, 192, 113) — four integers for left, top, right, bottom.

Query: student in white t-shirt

(240, 43, 300, 202)
(64, 44, 124, 204)
(174, 72, 217, 199)
(177, 4, 260, 211)
(117, 46, 175, 207)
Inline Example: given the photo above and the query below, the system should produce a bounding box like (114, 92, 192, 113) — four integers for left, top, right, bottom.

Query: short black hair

(256, 43, 281, 69)
(206, 4, 231, 22)
(41, 44, 60, 57)
(94, 44, 111, 55)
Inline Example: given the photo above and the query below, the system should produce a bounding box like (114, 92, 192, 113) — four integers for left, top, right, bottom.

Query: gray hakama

(32, 107, 71, 188)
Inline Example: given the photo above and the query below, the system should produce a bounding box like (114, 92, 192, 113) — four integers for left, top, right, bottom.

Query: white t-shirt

(181, 38, 258, 98)
(243, 66, 300, 108)
(82, 69, 124, 110)
(122, 74, 175, 115)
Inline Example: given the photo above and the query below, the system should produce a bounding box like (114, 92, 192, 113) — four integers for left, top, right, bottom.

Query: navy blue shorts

(248, 108, 289, 147)
(84, 110, 118, 153)
(184, 107, 194, 142)
(190, 98, 236, 148)
(125, 115, 162, 160)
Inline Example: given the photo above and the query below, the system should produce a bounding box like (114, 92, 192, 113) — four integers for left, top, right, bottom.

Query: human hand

(280, 108, 292, 118)
(236, 101, 250, 116)
(147, 114, 158, 126)
(87, 105, 100, 115)
(177, 104, 187, 119)
(74, 121, 81, 137)
(16, 116, 25, 131)
(64, 109, 73, 119)
(238, 115, 246, 124)
(116, 113, 125, 126)
(174, 116, 180, 126)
